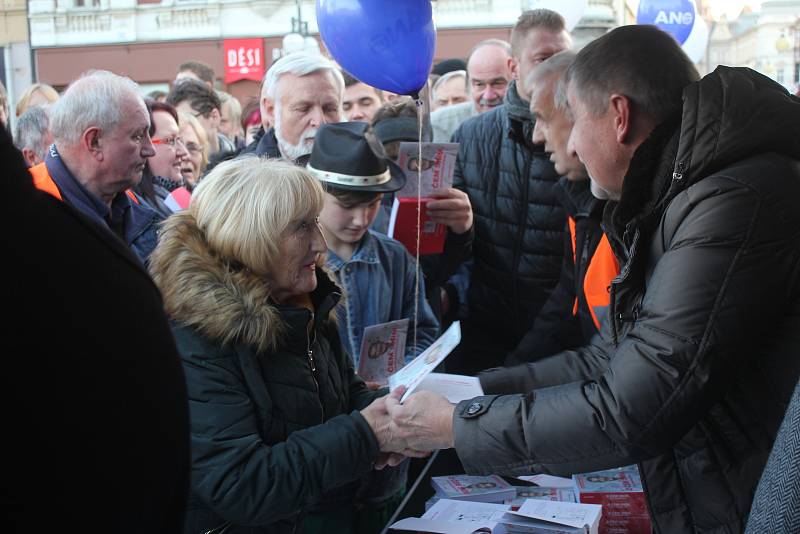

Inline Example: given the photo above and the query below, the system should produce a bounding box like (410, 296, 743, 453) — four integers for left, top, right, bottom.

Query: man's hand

(386, 390, 456, 452)
(361, 387, 431, 458)
(427, 188, 473, 235)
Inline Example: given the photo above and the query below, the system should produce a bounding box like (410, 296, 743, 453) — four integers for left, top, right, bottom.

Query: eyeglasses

(185, 142, 204, 154)
(152, 136, 186, 148)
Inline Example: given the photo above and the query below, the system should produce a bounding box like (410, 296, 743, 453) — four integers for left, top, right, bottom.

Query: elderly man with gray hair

(14, 105, 53, 167)
(240, 52, 343, 163)
(29, 70, 161, 263)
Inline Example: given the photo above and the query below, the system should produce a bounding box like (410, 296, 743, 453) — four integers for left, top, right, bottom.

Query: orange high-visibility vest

(29, 162, 140, 204)
(567, 216, 619, 331)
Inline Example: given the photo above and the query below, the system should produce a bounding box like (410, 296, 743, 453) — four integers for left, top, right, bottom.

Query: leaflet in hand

(417, 373, 484, 404)
(388, 321, 461, 402)
(357, 319, 408, 386)
(388, 142, 458, 256)
(396, 142, 458, 198)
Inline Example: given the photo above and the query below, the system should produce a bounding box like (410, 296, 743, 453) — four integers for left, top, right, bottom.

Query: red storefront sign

(223, 39, 265, 83)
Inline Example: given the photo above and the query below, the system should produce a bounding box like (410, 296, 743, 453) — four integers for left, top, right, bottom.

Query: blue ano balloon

(637, 0, 696, 45)
(317, 0, 436, 97)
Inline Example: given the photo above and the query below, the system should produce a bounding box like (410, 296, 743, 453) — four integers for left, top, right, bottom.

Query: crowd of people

(4, 7, 800, 534)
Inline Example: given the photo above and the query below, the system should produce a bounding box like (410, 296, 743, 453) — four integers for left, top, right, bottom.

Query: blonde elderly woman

(149, 157, 416, 534)
(15, 83, 59, 117)
(177, 111, 208, 190)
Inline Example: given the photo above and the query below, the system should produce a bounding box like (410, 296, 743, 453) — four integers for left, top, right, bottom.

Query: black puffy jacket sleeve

(454, 175, 800, 476)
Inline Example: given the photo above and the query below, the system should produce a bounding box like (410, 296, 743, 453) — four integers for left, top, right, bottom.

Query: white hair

(50, 70, 143, 147)
(14, 105, 51, 159)
(260, 52, 344, 102)
(432, 70, 467, 102)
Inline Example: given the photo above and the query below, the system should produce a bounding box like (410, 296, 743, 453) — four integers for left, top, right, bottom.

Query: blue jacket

(326, 230, 440, 367)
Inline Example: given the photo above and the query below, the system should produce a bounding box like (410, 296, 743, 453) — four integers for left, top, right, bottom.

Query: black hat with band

(307, 122, 406, 193)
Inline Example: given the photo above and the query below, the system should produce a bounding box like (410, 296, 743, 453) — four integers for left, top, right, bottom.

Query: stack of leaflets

(390, 497, 602, 533)
(356, 319, 408, 386)
(572, 466, 651, 534)
(508, 487, 576, 510)
(388, 142, 458, 256)
(431, 475, 516, 504)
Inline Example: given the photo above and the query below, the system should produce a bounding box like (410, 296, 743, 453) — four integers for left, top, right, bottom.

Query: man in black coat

(0, 123, 190, 532)
(388, 26, 800, 533)
(445, 9, 571, 375)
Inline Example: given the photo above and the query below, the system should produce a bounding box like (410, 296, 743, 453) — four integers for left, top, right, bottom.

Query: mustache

(478, 96, 503, 108)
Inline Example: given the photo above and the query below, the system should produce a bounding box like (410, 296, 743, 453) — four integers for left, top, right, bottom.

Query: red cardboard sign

(224, 39, 264, 83)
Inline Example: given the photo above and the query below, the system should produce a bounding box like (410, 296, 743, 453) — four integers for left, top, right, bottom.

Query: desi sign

(223, 39, 264, 83)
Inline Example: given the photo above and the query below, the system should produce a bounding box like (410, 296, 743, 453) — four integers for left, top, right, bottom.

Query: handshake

(360, 386, 456, 469)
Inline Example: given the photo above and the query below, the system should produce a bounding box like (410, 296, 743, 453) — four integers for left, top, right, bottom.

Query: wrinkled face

(149, 110, 187, 182)
(219, 100, 239, 139)
(343, 82, 382, 122)
(179, 122, 203, 188)
(100, 95, 155, 192)
(467, 44, 512, 113)
(566, 85, 625, 199)
(434, 76, 468, 109)
(267, 71, 342, 160)
(531, 81, 587, 181)
(268, 214, 328, 303)
(513, 29, 571, 101)
(318, 192, 382, 247)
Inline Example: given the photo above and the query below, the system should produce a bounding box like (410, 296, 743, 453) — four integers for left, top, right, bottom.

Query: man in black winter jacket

(388, 26, 800, 534)
(445, 9, 571, 375)
(505, 50, 618, 366)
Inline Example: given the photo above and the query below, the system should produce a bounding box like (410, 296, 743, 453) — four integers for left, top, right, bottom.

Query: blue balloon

(317, 0, 436, 96)
(637, 0, 695, 45)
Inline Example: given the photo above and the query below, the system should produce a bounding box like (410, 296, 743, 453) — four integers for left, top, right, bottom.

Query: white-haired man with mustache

(243, 52, 344, 163)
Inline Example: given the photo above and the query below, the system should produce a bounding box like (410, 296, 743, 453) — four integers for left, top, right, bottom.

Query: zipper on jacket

(305, 324, 324, 424)
(511, 153, 533, 336)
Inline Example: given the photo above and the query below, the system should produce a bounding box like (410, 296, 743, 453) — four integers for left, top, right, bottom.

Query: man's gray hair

(261, 52, 344, 102)
(50, 70, 142, 147)
(14, 105, 51, 160)
(565, 25, 699, 120)
(526, 51, 576, 112)
(432, 69, 467, 101)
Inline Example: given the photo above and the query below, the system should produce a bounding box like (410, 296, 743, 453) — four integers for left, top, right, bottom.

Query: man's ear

(21, 147, 38, 167)
(262, 96, 276, 129)
(209, 107, 221, 128)
(609, 93, 632, 144)
(82, 126, 104, 161)
(507, 56, 519, 81)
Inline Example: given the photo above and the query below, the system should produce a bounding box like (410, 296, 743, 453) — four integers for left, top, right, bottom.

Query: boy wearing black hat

(307, 121, 439, 371)
(304, 121, 439, 533)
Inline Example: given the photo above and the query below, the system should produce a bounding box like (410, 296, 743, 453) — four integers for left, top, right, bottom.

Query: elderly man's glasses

(152, 136, 186, 148)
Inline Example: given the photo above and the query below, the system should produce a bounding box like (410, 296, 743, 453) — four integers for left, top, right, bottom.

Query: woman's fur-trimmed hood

(149, 211, 332, 353)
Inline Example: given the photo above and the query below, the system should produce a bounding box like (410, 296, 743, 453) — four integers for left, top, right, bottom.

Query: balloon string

(413, 97, 424, 356)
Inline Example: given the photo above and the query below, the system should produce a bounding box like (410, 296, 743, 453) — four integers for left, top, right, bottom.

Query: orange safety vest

(29, 162, 140, 204)
(567, 216, 619, 331)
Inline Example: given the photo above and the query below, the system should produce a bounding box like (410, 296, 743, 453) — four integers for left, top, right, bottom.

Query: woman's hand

(360, 387, 430, 458)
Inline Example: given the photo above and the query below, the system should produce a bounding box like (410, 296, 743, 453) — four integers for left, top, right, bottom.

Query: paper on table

(517, 474, 576, 489)
(509, 499, 602, 530)
(388, 517, 494, 534)
(357, 318, 408, 385)
(417, 372, 483, 404)
(388, 321, 461, 402)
